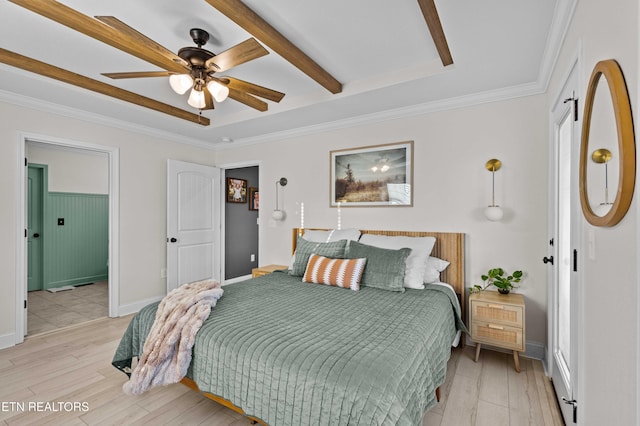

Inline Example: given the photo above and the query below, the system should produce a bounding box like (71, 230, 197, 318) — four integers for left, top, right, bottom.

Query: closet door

(166, 160, 220, 292)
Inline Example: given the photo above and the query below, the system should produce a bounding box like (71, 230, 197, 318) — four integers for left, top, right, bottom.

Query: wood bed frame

(181, 228, 466, 425)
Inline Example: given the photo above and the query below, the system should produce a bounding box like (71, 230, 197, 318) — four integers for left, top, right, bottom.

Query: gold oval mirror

(580, 59, 636, 227)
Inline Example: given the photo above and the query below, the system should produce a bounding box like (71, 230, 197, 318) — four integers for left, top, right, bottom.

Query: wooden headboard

(292, 228, 466, 325)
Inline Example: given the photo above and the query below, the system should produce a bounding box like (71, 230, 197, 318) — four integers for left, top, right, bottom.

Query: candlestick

(300, 202, 304, 231)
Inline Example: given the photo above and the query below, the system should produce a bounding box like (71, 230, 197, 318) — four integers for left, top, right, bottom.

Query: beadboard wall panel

(44, 192, 108, 289)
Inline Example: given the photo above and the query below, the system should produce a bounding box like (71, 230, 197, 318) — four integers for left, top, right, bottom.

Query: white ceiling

(0, 0, 565, 147)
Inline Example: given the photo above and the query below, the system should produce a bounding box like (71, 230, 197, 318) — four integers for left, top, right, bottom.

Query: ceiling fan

(100, 23, 285, 112)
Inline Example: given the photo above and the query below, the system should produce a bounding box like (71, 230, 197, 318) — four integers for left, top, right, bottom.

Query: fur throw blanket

(122, 279, 224, 395)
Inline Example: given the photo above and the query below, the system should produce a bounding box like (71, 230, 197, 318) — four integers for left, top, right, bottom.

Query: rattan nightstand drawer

(471, 300, 523, 327)
(471, 322, 524, 351)
(469, 291, 526, 372)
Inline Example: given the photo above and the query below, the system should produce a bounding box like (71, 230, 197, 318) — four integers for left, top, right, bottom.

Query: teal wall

(43, 192, 108, 289)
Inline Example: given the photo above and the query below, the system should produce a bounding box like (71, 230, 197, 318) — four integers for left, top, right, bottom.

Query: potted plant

(469, 268, 524, 295)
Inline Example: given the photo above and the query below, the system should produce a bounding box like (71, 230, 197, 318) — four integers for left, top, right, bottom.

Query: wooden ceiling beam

(204, 0, 342, 94)
(417, 0, 453, 66)
(0, 48, 210, 126)
(9, 0, 186, 74)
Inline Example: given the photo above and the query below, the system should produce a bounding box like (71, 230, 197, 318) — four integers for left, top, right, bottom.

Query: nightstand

(470, 291, 525, 372)
(251, 264, 288, 278)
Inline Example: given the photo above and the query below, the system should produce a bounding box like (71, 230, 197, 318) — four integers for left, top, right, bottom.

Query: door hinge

(563, 94, 579, 122)
(573, 249, 578, 272)
(25, 229, 27, 238)
(562, 397, 577, 423)
(25, 158, 27, 166)
(24, 300, 27, 309)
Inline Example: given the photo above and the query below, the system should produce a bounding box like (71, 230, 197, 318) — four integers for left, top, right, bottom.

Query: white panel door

(549, 60, 581, 424)
(167, 160, 220, 293)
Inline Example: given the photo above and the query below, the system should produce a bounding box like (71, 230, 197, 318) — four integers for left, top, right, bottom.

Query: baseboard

(45, 274, 109, 290)
(117, 296, 163, 317)
(0, 332, 16, 350)
(467, 339, 547, 361)
(525, 341, 546, 361)
(223, 275, 252, 285)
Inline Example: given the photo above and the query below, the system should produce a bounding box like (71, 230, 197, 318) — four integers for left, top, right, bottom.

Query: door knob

(543, 255, 554, 265)
(169, 237, 177, 243)
(33, 233, 40, 238)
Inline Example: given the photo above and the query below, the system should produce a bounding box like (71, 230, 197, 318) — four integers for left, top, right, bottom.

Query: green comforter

(113, 272, 466, 425)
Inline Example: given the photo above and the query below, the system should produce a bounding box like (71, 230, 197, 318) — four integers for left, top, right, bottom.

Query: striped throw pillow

(303, 254, 367, 291)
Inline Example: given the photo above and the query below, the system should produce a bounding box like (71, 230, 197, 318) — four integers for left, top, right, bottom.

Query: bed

(113, 228, 466, 425)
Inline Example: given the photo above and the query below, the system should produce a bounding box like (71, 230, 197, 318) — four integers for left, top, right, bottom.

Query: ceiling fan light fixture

(169, 74, 193, 95)
(187, 87, 206, 109)
(207, 80, 229, 102)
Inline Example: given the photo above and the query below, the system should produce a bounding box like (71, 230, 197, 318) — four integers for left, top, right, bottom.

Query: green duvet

(113, 271, 466, 425)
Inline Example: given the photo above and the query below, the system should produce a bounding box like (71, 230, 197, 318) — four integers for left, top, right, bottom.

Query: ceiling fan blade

(227, 87, 268, 112)
(204, 0, 342, 94)
(9, 0, 185, 73)
(205, 38, 268, 72)
(202, 87, 215, 110)
(102, 71, 173, 79)
(417, 0, 453, 66)
(95, 16, 190, 69)
(220, 77, 284, 103)
(0, 48, 209, 126)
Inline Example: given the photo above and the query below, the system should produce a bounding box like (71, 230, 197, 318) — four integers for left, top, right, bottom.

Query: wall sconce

(592, 148, 613, 216)
(484, 158, 504, 221)
(272, 177, 288, 221)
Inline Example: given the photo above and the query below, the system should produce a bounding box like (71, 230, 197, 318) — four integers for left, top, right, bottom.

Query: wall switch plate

(160, 268, 167, 278)
(57, 218, 64, 226)
(250, 254, 255, 262)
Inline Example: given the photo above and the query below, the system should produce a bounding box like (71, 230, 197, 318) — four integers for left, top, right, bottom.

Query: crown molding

(536, 0, 579, 93)
(0, 89, 217, 151)
(216, 80, 546, 149)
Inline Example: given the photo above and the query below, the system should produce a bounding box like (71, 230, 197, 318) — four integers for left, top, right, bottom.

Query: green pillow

(290, 237, 348, 276)
(346, 241, 410, 292)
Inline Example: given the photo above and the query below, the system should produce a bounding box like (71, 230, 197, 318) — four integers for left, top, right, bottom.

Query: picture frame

(249, 187, 259, 211)
(226, 177, 248, 203)
(330, 141, 413, 207)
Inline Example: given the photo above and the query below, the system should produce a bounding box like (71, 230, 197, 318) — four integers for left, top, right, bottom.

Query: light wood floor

(27, 281, 108, 336)
(0, 316, 563, 425)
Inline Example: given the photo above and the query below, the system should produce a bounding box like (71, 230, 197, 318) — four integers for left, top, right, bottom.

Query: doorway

(16, 134, 120, 344)
(548, 57, 581, 424)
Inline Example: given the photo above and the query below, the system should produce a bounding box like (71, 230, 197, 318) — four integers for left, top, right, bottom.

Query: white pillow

(424, 256, 450, 283)
(301, 228, 361, 243)
(358, 234, 436, 289)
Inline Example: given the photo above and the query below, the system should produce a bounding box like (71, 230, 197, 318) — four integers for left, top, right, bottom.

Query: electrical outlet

(250, 254, 255, 262)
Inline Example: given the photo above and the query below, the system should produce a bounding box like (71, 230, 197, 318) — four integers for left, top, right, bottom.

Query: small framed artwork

(249, 187, 259, 210)
(226, 178, 248, 203)
(330, 141, 414, 207)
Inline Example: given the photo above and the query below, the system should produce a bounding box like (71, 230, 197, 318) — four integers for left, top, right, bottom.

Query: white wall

(546, 0, 638, 424)
(27, 143, 109, 194)
(216, 94, 550, 351)
(0, 101, 217, 345)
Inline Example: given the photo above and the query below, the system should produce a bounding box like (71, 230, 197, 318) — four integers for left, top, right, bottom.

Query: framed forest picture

(330, 141, 413, 207)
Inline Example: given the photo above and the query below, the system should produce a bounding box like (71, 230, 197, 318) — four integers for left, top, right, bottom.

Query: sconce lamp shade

(484, 158, 503, 222)
(484, 205, 504, 221)
(272, 177, 288, 221)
